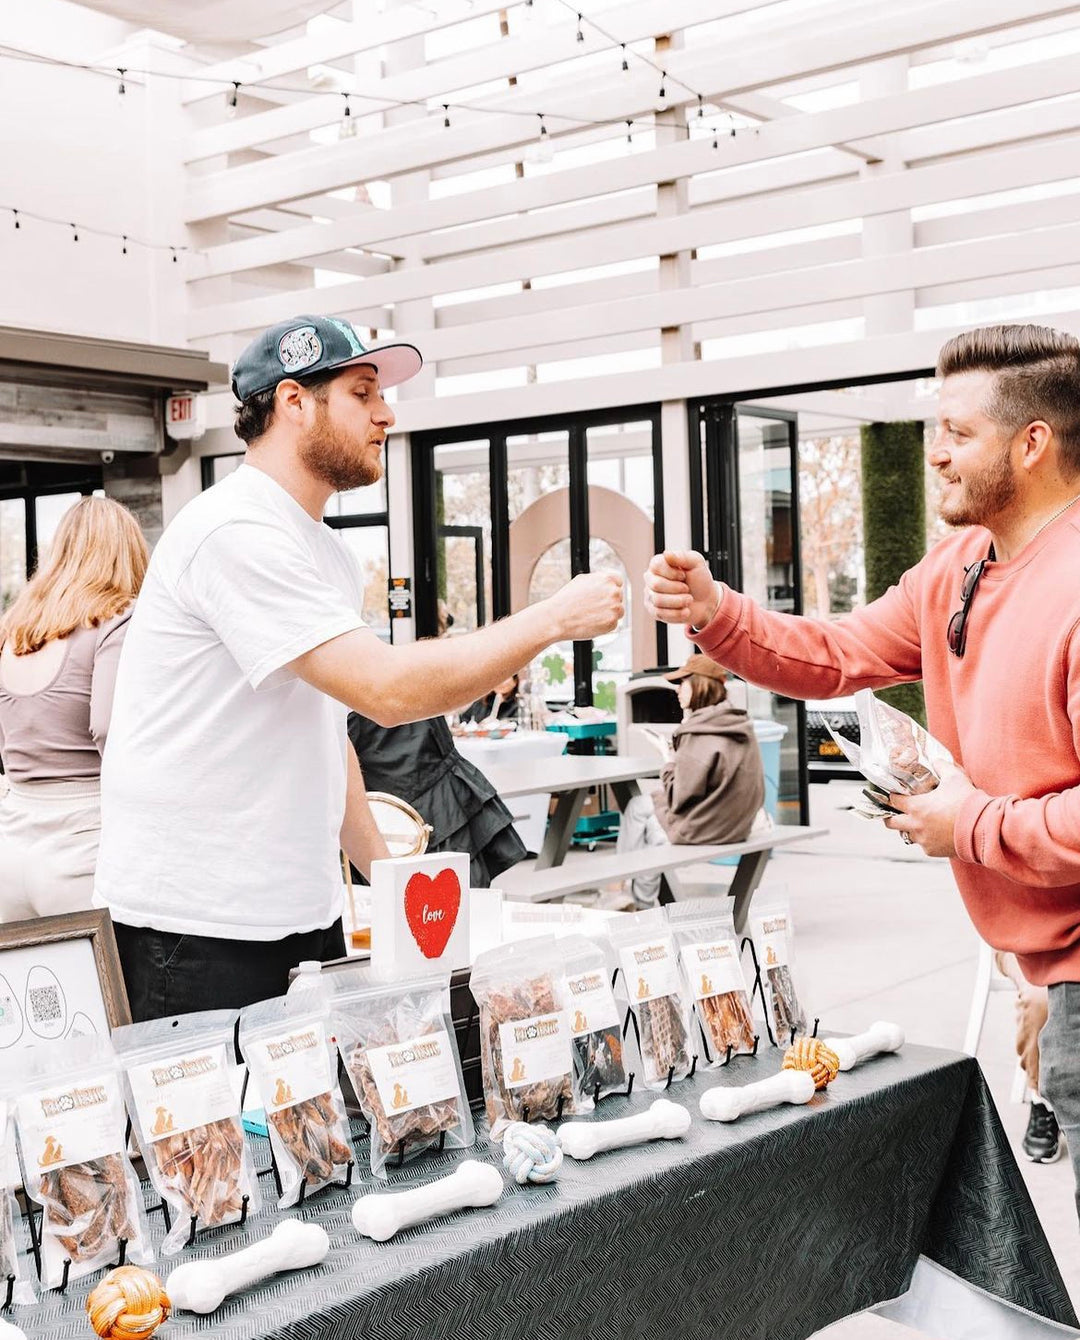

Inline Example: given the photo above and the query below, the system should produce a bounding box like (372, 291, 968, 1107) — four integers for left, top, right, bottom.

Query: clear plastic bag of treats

(239, 995, 353, 1207)
(608, 909, 694, 1089)
(3, 1038, 152, 1289)
(820, 689, 953, 816)
(561, 935, 627, 1103)
(113, 1009, 260, 1255)
(330, 967, 473, 1177)
(470, 937, 586, 1141)
(0, 1101, 36, 1305)
(666, 901, 756, 1063)
(748, 894, 808, 1045)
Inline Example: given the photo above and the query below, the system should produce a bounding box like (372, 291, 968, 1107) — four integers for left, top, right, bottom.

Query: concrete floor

(512, 778, 1078, 1336)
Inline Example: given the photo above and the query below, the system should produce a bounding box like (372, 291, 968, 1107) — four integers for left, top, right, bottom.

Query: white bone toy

(700, 1070, 815, 1122)
(556, 1099, 691, 1161)
(822, 1021, 904, 1072)
(166, 1220, 329, 1314)
(351, 1160, 503, 1242)
(0, 1319, 27, 1340)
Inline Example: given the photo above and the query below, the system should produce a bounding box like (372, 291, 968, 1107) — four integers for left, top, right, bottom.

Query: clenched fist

(644, 551, 720, 628)
(547, 572, 625, 641)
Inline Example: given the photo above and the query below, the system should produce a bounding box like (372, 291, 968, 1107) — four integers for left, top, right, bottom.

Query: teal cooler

(712, 718, 787, 866)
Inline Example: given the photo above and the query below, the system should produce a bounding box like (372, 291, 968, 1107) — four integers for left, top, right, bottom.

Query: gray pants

(1039, 982, 1080, 1225)
(616, 793, 667, 907)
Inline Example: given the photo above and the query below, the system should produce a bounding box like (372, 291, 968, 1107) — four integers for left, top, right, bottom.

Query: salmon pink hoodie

(690, 508, 1080, 986)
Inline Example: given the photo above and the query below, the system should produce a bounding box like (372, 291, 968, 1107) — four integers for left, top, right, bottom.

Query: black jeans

(1039, 981, 1080, 1226)
(113, 920, 346, 1022)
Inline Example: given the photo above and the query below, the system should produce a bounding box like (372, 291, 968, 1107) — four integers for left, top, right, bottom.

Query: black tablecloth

(8, 1042, 1077, 1340)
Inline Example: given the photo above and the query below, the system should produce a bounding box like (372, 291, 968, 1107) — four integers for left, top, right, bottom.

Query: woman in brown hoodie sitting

(616, 654, 765, 907)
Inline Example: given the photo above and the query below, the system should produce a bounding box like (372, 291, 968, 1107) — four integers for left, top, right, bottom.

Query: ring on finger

(900, 831, 914, 846)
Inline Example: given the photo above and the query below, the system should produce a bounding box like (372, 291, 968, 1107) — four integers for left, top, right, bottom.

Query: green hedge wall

(860, 421, 927, 726)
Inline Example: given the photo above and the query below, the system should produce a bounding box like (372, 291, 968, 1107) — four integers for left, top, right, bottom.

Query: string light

(620, 44, 628, 71)
(443, 103, 451, 127)
(226, 80, 240, 115)
(697, 94, 704, 119)
(2, 203, 189, 257)
(117, 67, 126, 95)
(121, 234, 127, 254)
(576, 12, 584, 41)
(11, 209, 18, 230)
(655, 72, 667, 112)
(71, 223, 78, 242)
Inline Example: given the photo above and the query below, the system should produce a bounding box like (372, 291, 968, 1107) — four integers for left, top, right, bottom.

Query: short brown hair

(233, 370, 335, 445)
(936, 324, 1080, 475)
(685, 673, 727, 711)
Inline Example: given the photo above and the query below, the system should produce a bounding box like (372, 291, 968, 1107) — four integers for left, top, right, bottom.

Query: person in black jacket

(347, 710, 526, 887)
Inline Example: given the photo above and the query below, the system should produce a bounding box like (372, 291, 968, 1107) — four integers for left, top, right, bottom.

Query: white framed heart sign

(369, 852, 471, 977)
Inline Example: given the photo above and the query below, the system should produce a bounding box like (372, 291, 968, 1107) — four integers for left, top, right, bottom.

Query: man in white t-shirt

(96, 315, 622, 1020)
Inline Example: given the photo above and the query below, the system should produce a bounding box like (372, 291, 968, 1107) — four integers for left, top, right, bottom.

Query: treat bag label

(498, 1011, 572, 1089)
(619, 940, 682, 1003)
(757, 915, 792, 968)
(127, 1043, 238, 1143)
(16, 1071, 123, 1173)
(365, 1028, 460, 1116)
(247, 1024, 334, 1116)
(682, 940, 747, 1000)
(566, 969, 620, 1037)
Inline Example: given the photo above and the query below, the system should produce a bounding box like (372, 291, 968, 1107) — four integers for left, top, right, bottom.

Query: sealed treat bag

(239, 996, 353, 1207)
(3, 1038, 152, 1289)
(608, 909, 694, 1089)
(329, 967, 473, 1177)
(470, 937, 585, 1140)
(561, 935, 627, 1102)
(666, 901, 756, 1062)
(821, 689, 953, 807)
(113, 1010, 260, 1255)
(0, 1101, 35, 1305)
(749, 895, 807, 1044)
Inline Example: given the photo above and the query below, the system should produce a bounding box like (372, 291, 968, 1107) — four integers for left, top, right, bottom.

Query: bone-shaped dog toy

(0, 1319, 27, 1340)
(556, 1098, 691, 1160)
(700, 1069, 815, 1122)
(822, 1021, 904, 1072)
(166, 1220, 329, 1314)
(351, 1160, 503, 1242)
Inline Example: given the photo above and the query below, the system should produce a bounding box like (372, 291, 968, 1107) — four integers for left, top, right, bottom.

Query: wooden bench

(498, 824, 827, 932)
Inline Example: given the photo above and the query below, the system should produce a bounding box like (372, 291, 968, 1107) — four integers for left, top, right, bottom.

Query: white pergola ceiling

(71, 0, 341, 45)
(141, 0, 1080, 435)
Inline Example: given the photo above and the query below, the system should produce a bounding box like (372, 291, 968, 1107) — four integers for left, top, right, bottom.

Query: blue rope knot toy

(501, 1122, 563, 1184)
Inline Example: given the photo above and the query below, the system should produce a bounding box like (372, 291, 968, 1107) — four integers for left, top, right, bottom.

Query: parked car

(804, 697, 860, 782)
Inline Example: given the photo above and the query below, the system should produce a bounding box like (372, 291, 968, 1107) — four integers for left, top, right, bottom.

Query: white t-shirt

(94, 464, 366, 940)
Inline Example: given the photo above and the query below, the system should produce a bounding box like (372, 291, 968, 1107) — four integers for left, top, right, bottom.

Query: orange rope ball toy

(782, 1037, 841, 1091)
(87, 1266, 170, 1340)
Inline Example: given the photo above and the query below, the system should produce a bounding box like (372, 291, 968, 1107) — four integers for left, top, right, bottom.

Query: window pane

(206, 454, 243, 486)
(336, 526, 391, 642)
(0, 499, 26, 609)
(35, 493, 83, 559)
(435, 440, 491, 634)
(324, 477, 387, 517)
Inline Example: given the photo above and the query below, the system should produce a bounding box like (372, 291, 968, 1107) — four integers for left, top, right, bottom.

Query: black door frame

(412, 404, 667, 706)
(0, 462, 104, 576)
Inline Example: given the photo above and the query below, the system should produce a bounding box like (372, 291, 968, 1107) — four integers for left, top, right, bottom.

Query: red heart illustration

(403, 869, 461, 960)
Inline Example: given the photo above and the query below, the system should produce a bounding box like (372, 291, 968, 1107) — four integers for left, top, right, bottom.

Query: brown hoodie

(652, 703, 765, 845)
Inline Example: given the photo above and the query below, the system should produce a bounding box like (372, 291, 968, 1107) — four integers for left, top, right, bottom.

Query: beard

(937, 437, 1018, 528)
(299, 401, 384, 492)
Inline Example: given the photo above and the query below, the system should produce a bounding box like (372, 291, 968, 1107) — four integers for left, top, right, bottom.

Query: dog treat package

(113, 1009, 260, 1255)
(666, 901, 756, 1062)
(471, 937, 586, 1141)
(2, 1038, 152, 1289)
(607, 910, 694, 1089)
(0, 1101, 36, 1305)
(561, 935, 627, 1103)
(329, 966, 473, 1177)
(819, 689, 953, 816)
(748, 895, 808, 1045)
(239, 995, 353, 1207)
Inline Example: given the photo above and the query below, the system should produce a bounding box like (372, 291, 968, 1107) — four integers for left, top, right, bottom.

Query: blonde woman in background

(0, 497, 148, 921)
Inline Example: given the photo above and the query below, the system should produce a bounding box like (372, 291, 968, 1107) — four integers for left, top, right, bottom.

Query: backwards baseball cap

(231, 314, 422, 401)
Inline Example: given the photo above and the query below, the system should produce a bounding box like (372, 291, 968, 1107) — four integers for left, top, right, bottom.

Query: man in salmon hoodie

(644, 323, 1080, 1220)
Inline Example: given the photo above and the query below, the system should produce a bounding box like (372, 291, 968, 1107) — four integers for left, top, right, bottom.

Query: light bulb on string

(442, 104, 451, 128)
(625, 119, 633, 152)
(171, 248, 178, 264)
(12, 210, 18, 231)
(117, 68, 126, 96)
(696, 94, 704, 120)
(121, 234, 127, 255)
(620, 44, 629, 71)
(340, 93, 356, 138)
(522, 0, 536, 23)
(536, 113, 553, 163)
(71, 223, 79, 243)
(654, 73, 667, 112)
(576, 12, 584, 41)
(711, 128, 718, 149)
(226, 81, 240, 117)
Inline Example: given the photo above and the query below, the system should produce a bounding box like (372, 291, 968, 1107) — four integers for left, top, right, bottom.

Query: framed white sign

(369, 852, 471, 978)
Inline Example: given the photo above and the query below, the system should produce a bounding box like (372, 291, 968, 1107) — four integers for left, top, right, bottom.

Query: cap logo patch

(278, 325, 323, 373)
(326, 317, 366, 357)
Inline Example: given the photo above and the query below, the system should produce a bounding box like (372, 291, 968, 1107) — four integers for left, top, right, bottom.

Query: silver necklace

(1026, 492, 1080, 548)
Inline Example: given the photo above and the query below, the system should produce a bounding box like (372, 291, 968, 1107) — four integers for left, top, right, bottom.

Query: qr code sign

(28, 985, 62, 1025)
